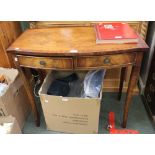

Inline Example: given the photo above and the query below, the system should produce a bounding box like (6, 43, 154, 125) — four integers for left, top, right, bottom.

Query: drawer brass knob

(103, 57, 111, 64)
(39, 61, 46, 66)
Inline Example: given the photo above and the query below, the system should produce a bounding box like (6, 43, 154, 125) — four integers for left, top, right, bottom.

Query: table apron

(15, 53, 136, 70)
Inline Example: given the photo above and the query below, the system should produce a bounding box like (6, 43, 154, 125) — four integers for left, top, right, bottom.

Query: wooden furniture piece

(29, 21, 148, 93)
(29, 22, 148, 40)
(0, 22, 22, 67)
(7, 27, 148, 128)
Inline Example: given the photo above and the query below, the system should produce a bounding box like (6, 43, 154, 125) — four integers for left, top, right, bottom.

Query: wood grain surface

(17, 55, 73, 69)
(75, 53, 135, 69)
(7, 27, 149, 56)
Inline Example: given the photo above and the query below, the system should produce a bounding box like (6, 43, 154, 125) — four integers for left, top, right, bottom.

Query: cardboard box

(39, 71, 102, 134)
(0, 115, 22, 134)
(0, 68, 30, 129)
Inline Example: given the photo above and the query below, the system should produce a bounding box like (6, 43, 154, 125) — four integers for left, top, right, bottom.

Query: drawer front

(17, 55, 73, 69)
(75, 54, 135, 69)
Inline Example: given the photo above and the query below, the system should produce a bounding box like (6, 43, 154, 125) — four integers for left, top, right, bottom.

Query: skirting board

(102, 79, 139, 95)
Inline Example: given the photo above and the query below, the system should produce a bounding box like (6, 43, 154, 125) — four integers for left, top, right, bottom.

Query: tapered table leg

(12, 55, 40, 127)
(118, 67, 126, 100)
(122, 53, 143, 128)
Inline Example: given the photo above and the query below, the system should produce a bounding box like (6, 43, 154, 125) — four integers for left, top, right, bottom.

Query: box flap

(0, 115, 21, 134)
(0, 68, 18, 85)
(0, 115, 15, 124)
(0, 68, 23, 97)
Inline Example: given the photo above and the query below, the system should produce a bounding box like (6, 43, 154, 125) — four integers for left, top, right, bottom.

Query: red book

(94, 22, 138, 44)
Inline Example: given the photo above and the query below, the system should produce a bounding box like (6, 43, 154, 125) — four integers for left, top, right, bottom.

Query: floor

(23, 93, 155, 134)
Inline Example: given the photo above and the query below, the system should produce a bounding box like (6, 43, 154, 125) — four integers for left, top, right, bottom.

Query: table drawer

(75, 54, 135, 69)
(17, 55, 73, 69)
